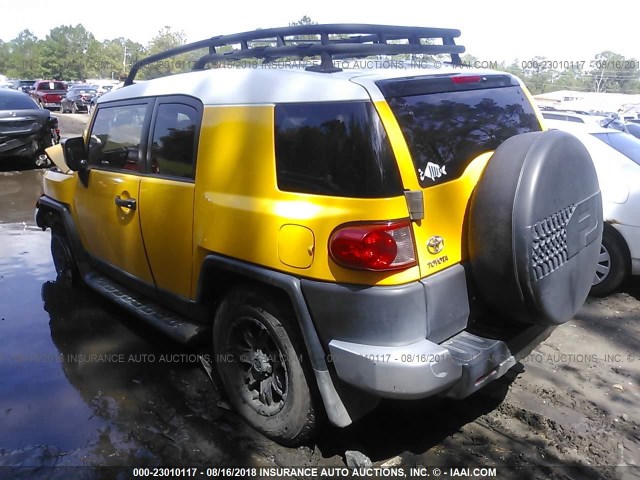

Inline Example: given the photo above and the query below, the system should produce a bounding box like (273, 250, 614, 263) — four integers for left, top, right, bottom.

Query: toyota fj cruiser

(36, 25, 602, 445)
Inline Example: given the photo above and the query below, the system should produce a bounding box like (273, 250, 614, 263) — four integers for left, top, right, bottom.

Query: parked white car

(541, 110, 606, 126)
(545, 119, 640, 295)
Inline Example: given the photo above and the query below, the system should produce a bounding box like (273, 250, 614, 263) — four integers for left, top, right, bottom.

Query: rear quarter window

(386, 86, 541, 187)
(274, 101, 403, 198)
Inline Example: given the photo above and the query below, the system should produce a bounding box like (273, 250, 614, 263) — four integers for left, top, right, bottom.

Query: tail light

(329, 220, 416, 271)
(451, 75, 482, 84)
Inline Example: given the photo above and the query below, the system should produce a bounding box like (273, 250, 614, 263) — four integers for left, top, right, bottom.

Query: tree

(139, 26, 188, 79)
(39, 25, 96, 80)
(289, 16, 316, 26)
(589, 51, 640, 93)
(97, 38, 146, 80)
(0, 40, 10, 74)
(5, 30, 44, 78)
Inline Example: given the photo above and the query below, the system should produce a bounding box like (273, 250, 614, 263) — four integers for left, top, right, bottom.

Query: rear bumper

(328, 325, 552, 399)
(0, 134, 40, 157)
(303, 265, 555, 400)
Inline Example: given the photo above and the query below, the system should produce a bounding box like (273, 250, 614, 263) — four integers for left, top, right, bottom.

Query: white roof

(100, 65, 510, 106)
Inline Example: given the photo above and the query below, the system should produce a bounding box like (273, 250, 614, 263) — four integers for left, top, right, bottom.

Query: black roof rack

(125, 24, 465, 85)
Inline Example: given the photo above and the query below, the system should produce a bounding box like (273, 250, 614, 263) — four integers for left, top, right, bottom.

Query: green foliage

(289, 16, 316, 27)
(505, 53, 640, 95)
(39, 25, 97, 80)
(139, 26, 189, 80)
(0, 20, 638, 95)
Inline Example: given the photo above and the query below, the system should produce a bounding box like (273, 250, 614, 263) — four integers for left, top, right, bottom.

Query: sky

(0, 0, 637, 64)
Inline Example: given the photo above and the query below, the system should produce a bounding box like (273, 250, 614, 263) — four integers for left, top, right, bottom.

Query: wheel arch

(196, 254, 378, 428)
(36, 196, 89, 268)
(606, 221, 632, 265)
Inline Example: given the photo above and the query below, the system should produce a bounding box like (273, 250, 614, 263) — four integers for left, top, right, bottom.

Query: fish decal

(419, 162, 447, 182)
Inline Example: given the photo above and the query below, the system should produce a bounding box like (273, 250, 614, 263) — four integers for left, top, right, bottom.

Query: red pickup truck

(30, 81, 67, 110)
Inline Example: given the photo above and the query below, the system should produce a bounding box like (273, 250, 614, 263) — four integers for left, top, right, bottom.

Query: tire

(213, 287, 316, 445)
(71, 103, 78, 114)
(59, 104, 66, 114)
(51, 225, 80, 284)
(590, 226, 630, 297)
(469, 130, 603, 325)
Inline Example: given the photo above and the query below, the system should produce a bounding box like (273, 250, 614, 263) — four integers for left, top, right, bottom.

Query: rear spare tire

(469, 130, 602, 325)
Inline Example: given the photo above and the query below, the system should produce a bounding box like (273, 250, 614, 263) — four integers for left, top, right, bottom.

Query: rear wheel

(590, 226, 630, 297)
(213, 287, 316, 446)
(59, 104, 66, 114)
(71, 103, 78, 114)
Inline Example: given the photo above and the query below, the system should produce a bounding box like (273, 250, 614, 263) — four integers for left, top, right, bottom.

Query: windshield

(593, 132, 640, 166)
(387, 86, 542, 187)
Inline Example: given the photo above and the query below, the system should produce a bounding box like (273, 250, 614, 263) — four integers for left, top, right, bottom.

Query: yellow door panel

(413, 153, 493, 275)
(74, 170, 153, 284)
(191, 105, 418, 290)
(139, 178, 194, 298)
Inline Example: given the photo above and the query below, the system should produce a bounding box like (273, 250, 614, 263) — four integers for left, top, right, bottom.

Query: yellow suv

(36, 25, 603, 445)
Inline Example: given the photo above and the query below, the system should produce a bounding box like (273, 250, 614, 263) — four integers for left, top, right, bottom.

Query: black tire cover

(469, 130, 602, 325)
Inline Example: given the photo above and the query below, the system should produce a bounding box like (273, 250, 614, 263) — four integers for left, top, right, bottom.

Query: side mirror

(63, 137, 87, 171)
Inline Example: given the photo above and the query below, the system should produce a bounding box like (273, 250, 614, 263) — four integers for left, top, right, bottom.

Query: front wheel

(212, 287, 317, 446)
(51, 226, 80, 284)
(590, 226, 630, 297)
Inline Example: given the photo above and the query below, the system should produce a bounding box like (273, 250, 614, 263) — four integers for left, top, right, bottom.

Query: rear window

(0, 92, 38, 110)
(593, 131, 640, 166)
(386, 86, 541, 187)
(274, 101, 403, 198)
(542, 112, 584, 123)
(38, 82, 66, 91)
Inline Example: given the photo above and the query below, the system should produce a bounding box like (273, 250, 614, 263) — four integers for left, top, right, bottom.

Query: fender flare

(197, 254, 377, 427)
(36, 196, 89, 270)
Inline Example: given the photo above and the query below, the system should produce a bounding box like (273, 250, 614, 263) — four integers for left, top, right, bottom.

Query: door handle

(115, 195, 136, 210)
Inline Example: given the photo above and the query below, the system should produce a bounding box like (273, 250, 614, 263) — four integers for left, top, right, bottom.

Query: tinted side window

(274, 101, 403, 198)
(88, 104, 147, 172)
(150, 103, 198, 179)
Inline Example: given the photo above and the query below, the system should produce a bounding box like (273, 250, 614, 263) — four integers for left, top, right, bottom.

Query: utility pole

(123, 45, 128, 71)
